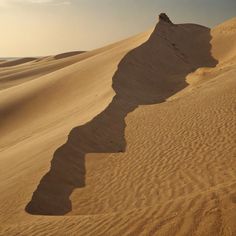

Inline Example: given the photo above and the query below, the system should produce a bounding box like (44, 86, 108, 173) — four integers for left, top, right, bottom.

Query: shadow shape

(54, 51, 86, 60)
(26, 20, 218, 215)
(0, 57, 37, 68)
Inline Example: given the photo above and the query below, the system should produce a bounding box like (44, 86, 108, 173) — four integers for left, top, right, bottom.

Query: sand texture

(0, 17, 236, 236)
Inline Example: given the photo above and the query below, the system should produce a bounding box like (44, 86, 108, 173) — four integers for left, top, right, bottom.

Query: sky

(0, 0, 235, 57)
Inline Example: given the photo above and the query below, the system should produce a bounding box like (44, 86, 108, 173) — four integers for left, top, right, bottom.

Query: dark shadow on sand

(54, 51, 86, 60)
(25, 20, 218, 215)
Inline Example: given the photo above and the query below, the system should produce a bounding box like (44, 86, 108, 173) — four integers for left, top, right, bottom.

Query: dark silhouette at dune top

(159, 13, 174, 24)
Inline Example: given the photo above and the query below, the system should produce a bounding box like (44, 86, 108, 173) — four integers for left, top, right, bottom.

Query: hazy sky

(0, 0, 235, 57)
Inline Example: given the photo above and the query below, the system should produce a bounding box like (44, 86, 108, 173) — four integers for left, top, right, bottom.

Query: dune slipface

(0, 15, 236, 235)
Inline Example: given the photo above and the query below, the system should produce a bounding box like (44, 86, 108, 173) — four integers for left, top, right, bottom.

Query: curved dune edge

(0, 57, 37, 67)
(0, 16, 236, 235)
(53, 51, 86, 60)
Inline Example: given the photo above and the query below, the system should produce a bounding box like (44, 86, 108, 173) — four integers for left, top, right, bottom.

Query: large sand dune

(0, 15, 236, 235)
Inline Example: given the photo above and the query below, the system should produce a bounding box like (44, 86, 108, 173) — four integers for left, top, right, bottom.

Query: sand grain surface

(0, 17, 236, 236)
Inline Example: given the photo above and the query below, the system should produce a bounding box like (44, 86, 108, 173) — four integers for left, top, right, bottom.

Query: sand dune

(0, 57, 37, 68)
(0, 15, 236, 235)
(54, 51, 86, 60)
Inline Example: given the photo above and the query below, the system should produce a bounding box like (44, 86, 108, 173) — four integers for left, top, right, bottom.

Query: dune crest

(0, 57, 37, 68)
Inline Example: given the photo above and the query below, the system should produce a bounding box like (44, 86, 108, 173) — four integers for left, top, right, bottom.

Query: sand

(0, 16, 236, 235)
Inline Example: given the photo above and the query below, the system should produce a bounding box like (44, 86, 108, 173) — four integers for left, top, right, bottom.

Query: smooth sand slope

(0, 15, 236, 235)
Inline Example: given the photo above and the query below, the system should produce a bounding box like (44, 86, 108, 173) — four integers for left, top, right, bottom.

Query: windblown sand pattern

(0, 16, 236, 236)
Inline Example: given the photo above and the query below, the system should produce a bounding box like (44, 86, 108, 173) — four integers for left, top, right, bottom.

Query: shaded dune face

(26, 21, 218, 215)
(54, 51, 85, 60)
(0, 58, 37, 68)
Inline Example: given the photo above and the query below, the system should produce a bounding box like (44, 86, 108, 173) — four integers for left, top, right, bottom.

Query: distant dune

(0, 57, 37, 68)
(54, 51, 86, 60)
(0, 14, 236, 236)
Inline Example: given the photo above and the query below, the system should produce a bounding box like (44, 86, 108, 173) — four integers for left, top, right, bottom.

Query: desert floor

(0, 17, 236, 236)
